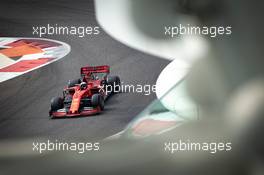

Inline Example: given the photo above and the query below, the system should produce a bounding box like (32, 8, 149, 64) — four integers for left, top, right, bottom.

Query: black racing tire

(68, 79, 81, 88)
(50, 97, 64, 111)
(107, 76, 121, 93)
(91, 94, 104, 111)
(114, 76, 121, 92)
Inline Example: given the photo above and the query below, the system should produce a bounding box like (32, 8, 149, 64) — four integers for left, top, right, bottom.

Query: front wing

(50, 107, 101, 118)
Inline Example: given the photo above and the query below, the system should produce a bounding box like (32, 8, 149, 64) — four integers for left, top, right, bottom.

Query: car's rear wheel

(107, 76, 121, 93)
(91, 94, 104, 111)
(68, 79, 81, 88)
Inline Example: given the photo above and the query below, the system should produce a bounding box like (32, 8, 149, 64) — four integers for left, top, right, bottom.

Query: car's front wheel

(91, 94, 104, 111)
(51, 97, 63, 111)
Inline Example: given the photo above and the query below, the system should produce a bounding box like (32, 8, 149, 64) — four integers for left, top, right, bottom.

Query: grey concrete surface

(0, 0, 169, 140)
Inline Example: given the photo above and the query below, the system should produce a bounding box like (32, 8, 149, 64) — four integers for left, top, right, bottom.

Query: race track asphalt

(0, 0, 169, 141)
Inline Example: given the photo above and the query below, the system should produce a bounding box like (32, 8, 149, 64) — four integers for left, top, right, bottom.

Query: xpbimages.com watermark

(164, 24, 232, 38)
(32, 24, 100, 38)
(164, 140, 232, 154)
(32, 140, 100, 154)
(100, 82, 156, 96)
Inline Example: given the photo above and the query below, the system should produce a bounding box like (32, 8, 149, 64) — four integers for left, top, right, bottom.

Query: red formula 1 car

(49, 65, 120, 118)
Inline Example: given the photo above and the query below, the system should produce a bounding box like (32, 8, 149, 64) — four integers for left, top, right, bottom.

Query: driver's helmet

(80, 82, 87, 90)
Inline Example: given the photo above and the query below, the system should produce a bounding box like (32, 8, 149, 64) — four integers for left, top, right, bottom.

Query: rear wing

(80, 65, 110, 76)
